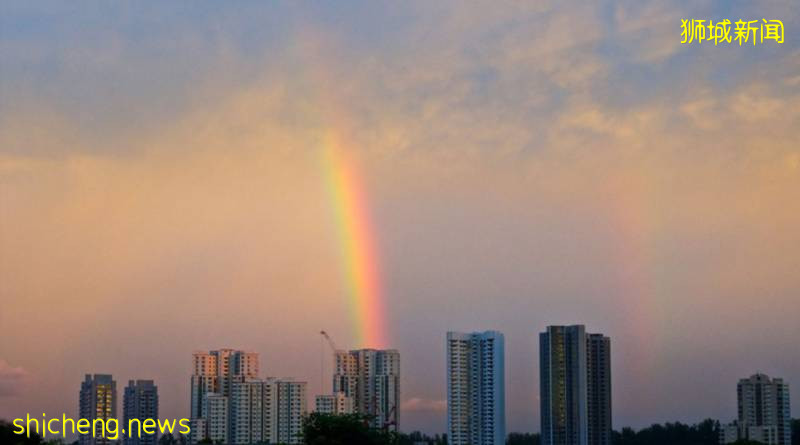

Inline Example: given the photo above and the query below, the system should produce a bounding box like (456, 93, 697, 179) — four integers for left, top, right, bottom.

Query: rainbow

(321, 129, 387, 348)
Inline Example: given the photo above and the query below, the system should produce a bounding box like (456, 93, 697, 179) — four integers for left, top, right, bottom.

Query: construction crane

(320, 331, 395, 431)
(319, 330, 339, 395)
(320, 330, 338, 352)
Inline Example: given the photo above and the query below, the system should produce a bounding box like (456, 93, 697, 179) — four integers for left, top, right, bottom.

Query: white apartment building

(721, 373, 792, 445)
(315, 392, 354, 415)
(274, 379, 308, 444)
(190, 349, 259, 420)
(228, 378, 307, 445)
(190, 349, 259, 443)
(447, 331, 506, 445)
(333, 349, 400, 431)
(202, 393, 228, 444)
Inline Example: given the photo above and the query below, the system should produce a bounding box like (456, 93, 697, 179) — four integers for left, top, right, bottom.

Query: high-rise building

(274, 379, 308, 444)
(333, 349, 400, 431)
(123, 380, 159, 445)
(540, 325, 612, 445)
(229, 378, 307, 445)
(190, 349, 259, 419)
(586, 334, 612, 445)
(188, 418, 207, 445)
(230, 380, 266, 445)
(202, 393, 229, 444)
(446, 331, 506, 445)
(79, 374, 117, 445)
(190, 349, 259, 442)
(315, 392, 354, 415)
(721, 373, 792, 445)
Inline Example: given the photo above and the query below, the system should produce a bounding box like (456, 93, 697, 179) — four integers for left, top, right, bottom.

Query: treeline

(2, 417, 799, 445)
(506, 419, 800, 445)
(1, 420, 58, 445)
(612, 419, 719, 445)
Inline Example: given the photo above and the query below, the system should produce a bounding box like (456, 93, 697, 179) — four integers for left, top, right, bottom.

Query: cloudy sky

(1, 0, 798, 435)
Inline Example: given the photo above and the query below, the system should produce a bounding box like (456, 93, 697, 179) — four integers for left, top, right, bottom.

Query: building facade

(721, 373, 792, 445)
(540, 325, 612, 445)
(446, 331, 506, 445)
(190, 349, 259, 442)
(122, 380, 159, 445)
(227, 378, 307, 445)
(333, 349, 400, 431)
(79, 374, 117, 445)
(202, 393, 229, 444)
(274, 379, 308, 444)
(230, 380, 266, 445)
(190, 349, 259, 419)
(315, 392, 354, 415)
(719, 422, 739, 444)
(586, 334, 612, 445)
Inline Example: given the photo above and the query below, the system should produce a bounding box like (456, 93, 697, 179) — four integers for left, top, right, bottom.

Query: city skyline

(56, 331, 792, 441)
(2, 0, 799, 437)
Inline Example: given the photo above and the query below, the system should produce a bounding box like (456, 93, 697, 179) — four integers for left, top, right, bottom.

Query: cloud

(730, 85, 789, 123)
(401, 398, 447, 413)
(680, 92, 721, 130)
(1, 0, 799, 432)
(614, 0, 684, 63)
(0, 360, 28, 397)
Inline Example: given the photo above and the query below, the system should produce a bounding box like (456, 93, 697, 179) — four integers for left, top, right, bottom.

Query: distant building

(540, 325, 612, 445)
(720, 373, 792, 445)
(230, 380, 266, 445)
(188, 418, 206, 445)
(315, 392, 354, 415)
(333, 349, 400, 431)
(189, 349, 259, 442)
(190, 349, 259, 419)
(79, 374, 117, 445)
(229, 378, 307, 445)
(586, 334, 612, 445)
(122, 380, 159, 445)
(446, 331, 506, 445)
(274, 379, 307, 444)
(202, 393, 228, 444)
(719, 422, 739, 444)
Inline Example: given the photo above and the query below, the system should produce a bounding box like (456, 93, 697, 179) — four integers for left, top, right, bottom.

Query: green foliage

(396, 430, 447, 445)
(611, 419, 721, 445)
(302, 412, 399, 445)
(158, 433, 178, 445)
(506, 432, 540, 445)
(793, 419, 799, 445)
(0, 419, 63, 445)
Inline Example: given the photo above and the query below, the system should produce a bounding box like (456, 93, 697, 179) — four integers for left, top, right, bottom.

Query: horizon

(1, 0, 798, 437)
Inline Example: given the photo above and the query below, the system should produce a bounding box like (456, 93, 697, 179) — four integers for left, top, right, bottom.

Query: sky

(1, 0, 799, 435)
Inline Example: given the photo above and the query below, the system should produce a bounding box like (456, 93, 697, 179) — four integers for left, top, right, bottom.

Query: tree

(1, 420, 42, 445)
(396, 430, 447, 445)
(302, 412, 398, 445)
(158, 433, 178, 445)
(793, 419, 799, 445)
(506, 432, 540, 445)
(611, 419, 721, 445)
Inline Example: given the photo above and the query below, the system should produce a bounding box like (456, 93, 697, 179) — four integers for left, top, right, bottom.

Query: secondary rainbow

(321, 129, 387, 348)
